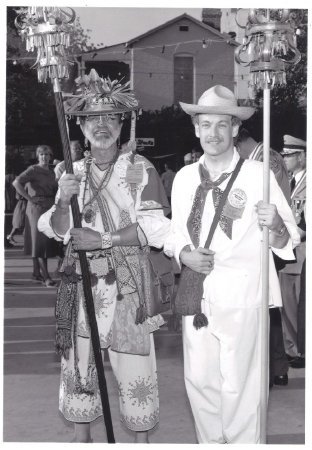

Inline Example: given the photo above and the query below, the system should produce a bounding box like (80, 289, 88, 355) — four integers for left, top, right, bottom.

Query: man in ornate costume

(38, 69, 170, 443)
(164, 85, 300, 443)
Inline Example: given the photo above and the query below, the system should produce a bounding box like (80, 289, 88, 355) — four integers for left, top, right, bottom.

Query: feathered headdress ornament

(63, 68, 139, 116)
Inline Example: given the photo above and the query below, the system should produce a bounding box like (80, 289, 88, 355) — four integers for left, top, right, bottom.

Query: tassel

(55, 329, 72, 360)
(74, 373, 95, 396)
(60, 269, 80, 285)
(193, 312, 209, 330)
(105, 269, 116, 285)
(90, 273, 98, 287)
(135, 304, 147, 325)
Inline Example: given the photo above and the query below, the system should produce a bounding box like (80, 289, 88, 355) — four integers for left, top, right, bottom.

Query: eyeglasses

(85, 114, 119, 123)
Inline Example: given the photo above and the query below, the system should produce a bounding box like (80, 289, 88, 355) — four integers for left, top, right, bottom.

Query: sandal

(6, 235, 17, 245)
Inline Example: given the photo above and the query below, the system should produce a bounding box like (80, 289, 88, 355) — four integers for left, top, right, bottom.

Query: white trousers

(183, 303, 262, 443)
(60, 334, 159, 431)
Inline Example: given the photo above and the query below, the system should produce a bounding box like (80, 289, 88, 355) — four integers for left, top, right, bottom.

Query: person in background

(295, 257, 305, 368)
(161, 163, 176, 204)
(5, 171, 16, 213)
(279, 135, 306, 369)
(13, 145, 59, 287)
(191, 148, 203, 163)
(6, 193, 27, 245)
(54, 140, 84, 181)
(236, 128, 291, 202)
(236, 127, 291, 387)
(165, 85, 300, 443)
(184, 153, 192, 165)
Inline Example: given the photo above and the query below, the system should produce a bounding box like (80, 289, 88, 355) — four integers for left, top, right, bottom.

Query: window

(174, 55, 194, 104)
(179, 25, 189, 31)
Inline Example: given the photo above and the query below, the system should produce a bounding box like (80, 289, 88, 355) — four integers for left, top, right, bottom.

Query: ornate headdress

(63, 68, 139, 116)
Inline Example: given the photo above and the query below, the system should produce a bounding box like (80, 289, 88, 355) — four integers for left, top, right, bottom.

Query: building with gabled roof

(79, 13, 239, 111)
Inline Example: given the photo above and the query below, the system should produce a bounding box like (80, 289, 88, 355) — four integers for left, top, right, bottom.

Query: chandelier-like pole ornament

(235, 8, 302, 90)
(14, 7, 115, 443)
(14, 6, 75, 83)
(235, 9, 303, 444)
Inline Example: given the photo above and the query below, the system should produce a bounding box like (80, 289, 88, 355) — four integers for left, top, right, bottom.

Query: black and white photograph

(2, 2, 309, 445)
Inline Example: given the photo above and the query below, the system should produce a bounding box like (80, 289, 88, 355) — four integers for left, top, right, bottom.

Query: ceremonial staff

(235, 8, 303, 443)
(14, 7, 115, 442)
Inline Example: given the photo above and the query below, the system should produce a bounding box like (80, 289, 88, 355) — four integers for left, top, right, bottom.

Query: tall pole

(130, 47, 136, 141)
(15, 8, 115, 442)
(260, 86, 270, 443)
(235, 8, 303, 443)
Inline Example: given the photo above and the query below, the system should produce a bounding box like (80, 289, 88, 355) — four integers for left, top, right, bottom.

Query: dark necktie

(290, 176, 296, 192)
(187, 164, 231, 247)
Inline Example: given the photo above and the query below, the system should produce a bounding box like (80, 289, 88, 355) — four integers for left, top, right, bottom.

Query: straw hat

(180, 85, 255, 120)
(281, 135, 306, 155)
(63, 68, 139, 116)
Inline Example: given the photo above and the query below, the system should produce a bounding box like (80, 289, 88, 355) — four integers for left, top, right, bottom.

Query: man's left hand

(255, 200, 283, 232)
(70, 227, 102, 251)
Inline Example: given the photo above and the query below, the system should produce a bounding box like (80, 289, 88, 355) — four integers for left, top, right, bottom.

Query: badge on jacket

(125, 163, 144, 184)
(223, 188, 247, 220)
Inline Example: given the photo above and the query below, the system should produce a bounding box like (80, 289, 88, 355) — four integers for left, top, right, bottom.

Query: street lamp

(14, 6, 115, 442)
(234, 8, 303, 444)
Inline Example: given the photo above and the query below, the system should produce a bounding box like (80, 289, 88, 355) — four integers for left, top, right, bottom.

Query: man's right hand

(180, 247, 215, 275)
(58, 174, 80, 206)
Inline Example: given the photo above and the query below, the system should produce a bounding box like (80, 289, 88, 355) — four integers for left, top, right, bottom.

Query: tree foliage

(6, 6, 97, 152)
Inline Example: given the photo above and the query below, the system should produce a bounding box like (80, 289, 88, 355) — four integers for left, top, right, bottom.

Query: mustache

(205, 138, 223, 143)
(94, 127, 111, 135)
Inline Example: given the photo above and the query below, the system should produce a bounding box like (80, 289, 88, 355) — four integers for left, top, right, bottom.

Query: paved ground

(3, 236, 305, 444)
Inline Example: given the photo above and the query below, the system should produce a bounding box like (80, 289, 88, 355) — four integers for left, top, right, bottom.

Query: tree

(6, 6, 97, 156)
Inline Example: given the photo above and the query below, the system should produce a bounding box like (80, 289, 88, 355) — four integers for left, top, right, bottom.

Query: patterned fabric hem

(121, 415, 159, 432)
(59, 406, 103, 424)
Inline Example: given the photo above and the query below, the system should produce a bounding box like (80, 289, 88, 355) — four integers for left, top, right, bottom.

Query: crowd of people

(5, 70, 306, 444)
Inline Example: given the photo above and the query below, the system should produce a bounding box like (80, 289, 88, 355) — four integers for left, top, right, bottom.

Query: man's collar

(199, 147, 239, 174)
(294, 169, 305, 182)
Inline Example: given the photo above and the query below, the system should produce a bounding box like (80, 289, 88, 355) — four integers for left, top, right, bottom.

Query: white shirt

(164, 149, 300, 308)
(294, 169, 305, 184)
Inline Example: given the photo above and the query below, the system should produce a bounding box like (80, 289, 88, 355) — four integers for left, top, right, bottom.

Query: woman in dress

(13, 145, 59, 287)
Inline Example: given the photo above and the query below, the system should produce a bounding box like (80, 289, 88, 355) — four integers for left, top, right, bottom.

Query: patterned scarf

(187, 163, 232, 247)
